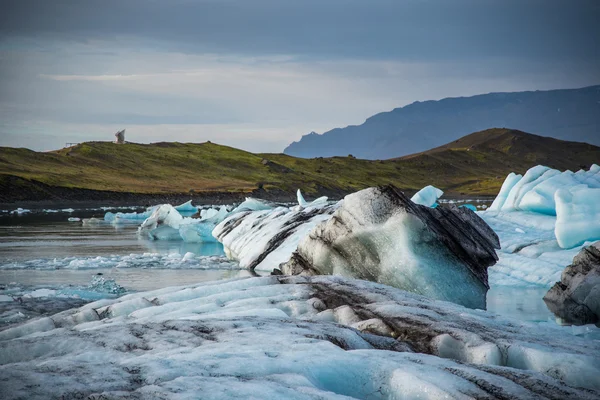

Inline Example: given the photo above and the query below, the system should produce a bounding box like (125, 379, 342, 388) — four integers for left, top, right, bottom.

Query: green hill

(1, 128, 598, 202)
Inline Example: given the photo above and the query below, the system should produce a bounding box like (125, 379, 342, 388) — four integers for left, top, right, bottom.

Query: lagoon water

(0, 205, 561, 328)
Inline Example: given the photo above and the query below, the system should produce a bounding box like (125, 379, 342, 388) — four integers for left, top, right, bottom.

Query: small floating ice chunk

(182, 252, 195, 262)
(68, 217, 81, 222)
(174, 200, 198, 213)
(61, 208, 75, 213)
(410, 185, 443, 207)
(297, 189, 328, 208)
(10, 208, 30, 215)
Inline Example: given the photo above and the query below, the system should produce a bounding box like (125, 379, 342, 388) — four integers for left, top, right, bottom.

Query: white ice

(10, 208, 30, 215)
(213, 203, 336, 271)
(410, 185, 443, 207)
(555, 186, 600, 248)
(0, 276, 597, 399)
(484, 164, 600, 251)
(297, 189, 328, 208)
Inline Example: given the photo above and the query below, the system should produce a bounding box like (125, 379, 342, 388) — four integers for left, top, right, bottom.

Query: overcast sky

(1, 0, 599, 152)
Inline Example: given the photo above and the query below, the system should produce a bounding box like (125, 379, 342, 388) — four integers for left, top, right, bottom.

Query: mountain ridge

(284, 85, 600, 159)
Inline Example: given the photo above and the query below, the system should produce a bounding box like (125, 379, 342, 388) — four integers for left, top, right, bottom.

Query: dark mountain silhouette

(284, 85, 600, 159)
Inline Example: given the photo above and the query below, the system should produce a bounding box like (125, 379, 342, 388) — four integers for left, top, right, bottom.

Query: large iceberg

(214, 185, 499, 309)
(484, 164, 600, 249)
(1, 276, 598, 399)
(282, 186, 499, 309)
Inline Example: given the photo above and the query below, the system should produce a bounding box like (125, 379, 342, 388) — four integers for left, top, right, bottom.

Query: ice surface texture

(544, 241, 600, 326)
(282, 186, 500, 309)
(1, 276, 598, 399)
(488, 164, 600, 248)
(213, 204, 338, 271)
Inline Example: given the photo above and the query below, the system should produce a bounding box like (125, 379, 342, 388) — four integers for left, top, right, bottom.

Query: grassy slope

(1, 129, 598, 196)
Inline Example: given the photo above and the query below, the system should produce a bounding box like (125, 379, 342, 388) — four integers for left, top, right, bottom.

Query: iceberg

(1, 276, 598, 399)
(282, 185, 499, 309)
(490, 164, 599, 215)
(214, 185, 499, 309)
(230, 197, 273, 213)
(297, 189, 328, 208)
(137, 204, 187, 240)
(488, 172, 522, 211)
(410, 185, 443, 207)
(173, 199, 198, 213)
(484, 164, 600, 250)
(104, 209, 154, 223)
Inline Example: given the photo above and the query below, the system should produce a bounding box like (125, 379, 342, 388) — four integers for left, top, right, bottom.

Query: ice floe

(0, 276, 598, 399)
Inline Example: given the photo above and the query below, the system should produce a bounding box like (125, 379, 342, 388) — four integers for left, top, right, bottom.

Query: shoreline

(0, 176, 495, 209)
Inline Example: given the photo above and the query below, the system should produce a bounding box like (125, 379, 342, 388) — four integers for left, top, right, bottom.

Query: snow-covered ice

(0, 276, 598, 399)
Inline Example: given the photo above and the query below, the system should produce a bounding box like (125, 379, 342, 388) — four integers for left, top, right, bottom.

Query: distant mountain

(284, 85, 600, 159)
(1, 129, 599, 203)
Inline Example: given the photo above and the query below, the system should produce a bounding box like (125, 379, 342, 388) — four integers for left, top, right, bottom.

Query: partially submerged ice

(1, 276, 598, 399)
(544, 241, 600, 326)
(137, 197, 274, 243)
(281, 185, 500, 309)
(297, 188, 328, 208)
(486, 164, 600, 249)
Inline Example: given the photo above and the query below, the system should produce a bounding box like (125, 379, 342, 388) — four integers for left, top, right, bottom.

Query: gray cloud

(0, 0, 599, 152)
(2, 0, 599, 62)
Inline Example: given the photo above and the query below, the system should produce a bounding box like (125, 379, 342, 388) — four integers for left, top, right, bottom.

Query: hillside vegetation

(1, 129, 599, 200)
